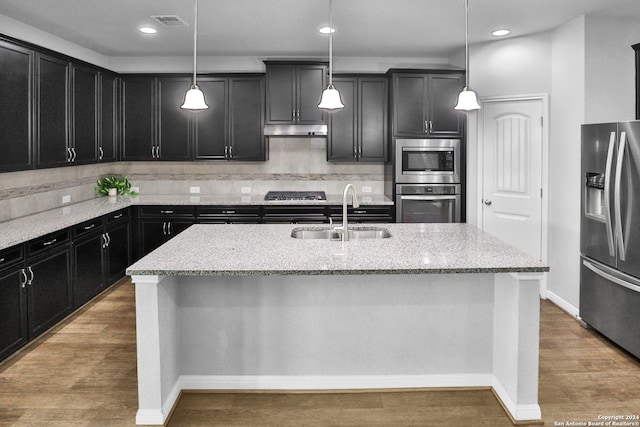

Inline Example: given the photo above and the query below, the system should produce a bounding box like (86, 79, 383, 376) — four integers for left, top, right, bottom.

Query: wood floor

(1, 278, 639, 426)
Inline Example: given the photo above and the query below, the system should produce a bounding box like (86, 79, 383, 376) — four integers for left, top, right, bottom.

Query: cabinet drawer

(73, 217, 104, 238)
(0, 244, 24, 270)
(198, 206, 261, 217)
(28, 230, 70, 256)
(262, 205, 328, 223)
(140, 206, 196, 218)
(105, 208, 130, 224)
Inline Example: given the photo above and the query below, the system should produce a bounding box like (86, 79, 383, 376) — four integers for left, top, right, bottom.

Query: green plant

(94, 176, 138, 196)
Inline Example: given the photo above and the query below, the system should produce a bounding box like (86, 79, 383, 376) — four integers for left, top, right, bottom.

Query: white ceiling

(1, 0, 640, 58)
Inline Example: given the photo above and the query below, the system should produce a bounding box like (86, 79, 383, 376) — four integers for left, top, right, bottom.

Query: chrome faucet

(336, 184, 359, 241)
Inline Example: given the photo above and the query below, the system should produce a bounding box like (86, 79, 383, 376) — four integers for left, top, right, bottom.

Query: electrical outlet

(62, 195, 71, 204)
(190, 186, 201, 194)
(362, 186, 372, 193)
(241, 187, 251, 194)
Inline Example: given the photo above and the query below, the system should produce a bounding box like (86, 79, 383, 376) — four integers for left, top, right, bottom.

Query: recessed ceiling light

(318, 26, 336, 35)
(492, 29, 511, 37)
(139, 26, 157, 34)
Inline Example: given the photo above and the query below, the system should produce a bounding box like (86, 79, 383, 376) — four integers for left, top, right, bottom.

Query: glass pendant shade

(454, 87, 481, 111)
(318, 84, 344, 110)
(181, 84, 208, 110)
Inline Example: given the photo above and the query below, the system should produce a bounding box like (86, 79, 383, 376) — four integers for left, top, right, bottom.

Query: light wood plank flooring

(1, 279, 638, 426)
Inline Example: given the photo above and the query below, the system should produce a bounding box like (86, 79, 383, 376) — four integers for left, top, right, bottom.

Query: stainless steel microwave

(395, 139, 461, 184)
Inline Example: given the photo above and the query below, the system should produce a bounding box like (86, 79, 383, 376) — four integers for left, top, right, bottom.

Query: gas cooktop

(264, 191, 327, 201)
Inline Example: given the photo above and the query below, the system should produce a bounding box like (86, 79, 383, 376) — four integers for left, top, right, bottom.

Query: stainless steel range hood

(263, 124, 327, 137)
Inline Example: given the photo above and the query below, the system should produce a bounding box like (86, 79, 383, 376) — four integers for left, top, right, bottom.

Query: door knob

(484, 199, 492, 206)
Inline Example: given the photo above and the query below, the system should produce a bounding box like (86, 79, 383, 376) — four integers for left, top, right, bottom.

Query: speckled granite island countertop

(126, 223, 548, 276)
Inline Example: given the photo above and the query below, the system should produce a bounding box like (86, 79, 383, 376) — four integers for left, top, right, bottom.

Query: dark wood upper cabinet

(99, 73, 118, 162)
(328, 75, 388, 162)
(265, 62, 326, 125)
(228, 76, 265, 160)
(195, 75, 265, 161)
(35, 53, 70, 168)
(71, 64, 98, 165)
(0, 40, 33, 173)
(157, 76, 192, 160)
(634, 43, 640, 120)
(194, 77, 227, 159)
(121, 76, 155, 160)
(391, 71, 465, 138)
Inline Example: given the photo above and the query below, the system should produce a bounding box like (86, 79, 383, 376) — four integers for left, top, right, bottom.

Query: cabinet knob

(483, 199, 492, 206)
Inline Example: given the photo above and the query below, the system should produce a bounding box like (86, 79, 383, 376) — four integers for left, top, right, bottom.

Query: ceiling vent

(151, 15, 188, 27)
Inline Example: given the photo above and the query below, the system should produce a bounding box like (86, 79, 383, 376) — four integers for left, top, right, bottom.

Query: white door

(480, 98, 544, 259)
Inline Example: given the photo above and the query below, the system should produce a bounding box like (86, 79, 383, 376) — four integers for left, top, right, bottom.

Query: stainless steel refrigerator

(580, 121, 640, 358)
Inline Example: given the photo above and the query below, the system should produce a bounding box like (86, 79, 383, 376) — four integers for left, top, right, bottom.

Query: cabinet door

(195, 78, 227, 159)
(122, 77, 155, 160)
(36, 53, 70, 168)
(359, 77, 388, 161)
(229, 77, 265, 160)
(0, 41, 33, 172)
(99, 73, 118, 162)
(140, 219, 194, 256)
(297, 65, 326, 124)
(157, 77, 192, 160)
(266, 65, 296, 124)
(0, 266, 28, 362)
(105, 221, 130, 285)
(428, 74, 464, 137)
(392, 74, 427, 136)
(73, 232, 105, 308)
(27, 245, 72, 339)
(327, 77, 357, 161)
(71, 64, 98, 164)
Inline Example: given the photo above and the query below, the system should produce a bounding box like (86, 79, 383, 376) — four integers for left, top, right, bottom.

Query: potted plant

(94, 176, 138, 197)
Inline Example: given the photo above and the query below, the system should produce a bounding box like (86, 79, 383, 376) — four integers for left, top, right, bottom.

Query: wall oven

(395, 139, 460, 184)
(396, 184, 461, 223)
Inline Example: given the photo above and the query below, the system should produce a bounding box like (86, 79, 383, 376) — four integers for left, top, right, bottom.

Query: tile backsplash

(0, 138, 386, 222)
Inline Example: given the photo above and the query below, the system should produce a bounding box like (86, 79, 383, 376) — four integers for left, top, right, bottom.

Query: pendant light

(181, 0, 208, 110)
(454, 0, 481, 111)
(318, 0, 344, 110)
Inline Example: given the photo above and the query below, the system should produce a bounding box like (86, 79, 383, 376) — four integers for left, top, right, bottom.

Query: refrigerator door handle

(583, 259, 640, 294)
(614, 131, 627, 261)
(604, 131, 616, 256)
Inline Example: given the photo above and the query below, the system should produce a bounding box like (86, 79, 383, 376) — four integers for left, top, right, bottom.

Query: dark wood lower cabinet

(105, 221, 130, 285)
(73, 232, 105, 308)
(27, 244, 73, 339)
(140, 219, 195, 256)
(0, 264, 28, 361)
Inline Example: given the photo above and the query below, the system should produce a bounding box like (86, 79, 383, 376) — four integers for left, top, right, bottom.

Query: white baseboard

(546, 290, 580, 320)
(492, 377, 542, 421)
(135, 409, 165, 425)
(178, 373, 494, 391)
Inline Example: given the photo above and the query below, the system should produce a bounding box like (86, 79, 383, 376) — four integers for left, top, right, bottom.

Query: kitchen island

(127, 223, 548, 425)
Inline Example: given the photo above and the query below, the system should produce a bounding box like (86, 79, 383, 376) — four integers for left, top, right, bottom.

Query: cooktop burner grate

(264, 191, 327, 201)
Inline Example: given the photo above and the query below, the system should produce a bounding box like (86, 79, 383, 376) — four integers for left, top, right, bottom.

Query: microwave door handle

(614, 131, 627, 261)
(604, 131, 616, 257)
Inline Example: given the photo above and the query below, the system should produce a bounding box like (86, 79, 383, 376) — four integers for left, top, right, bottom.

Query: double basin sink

(291, 226, 391, 240)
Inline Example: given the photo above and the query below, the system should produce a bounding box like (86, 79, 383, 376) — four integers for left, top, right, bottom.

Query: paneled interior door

(480, 97, 544, 259)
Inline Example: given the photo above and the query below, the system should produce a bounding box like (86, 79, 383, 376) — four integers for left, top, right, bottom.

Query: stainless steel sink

(291, 226, 391, 240)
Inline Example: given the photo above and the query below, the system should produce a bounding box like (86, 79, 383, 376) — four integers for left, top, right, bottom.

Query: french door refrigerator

(580, 121, 640, 358)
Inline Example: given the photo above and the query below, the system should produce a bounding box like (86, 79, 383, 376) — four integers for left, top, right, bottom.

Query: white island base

(132, 271, 543, 425)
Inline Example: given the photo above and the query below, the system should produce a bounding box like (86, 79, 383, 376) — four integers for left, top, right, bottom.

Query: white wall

(547, 16, 586, 313)
(584, 15, 640, 123)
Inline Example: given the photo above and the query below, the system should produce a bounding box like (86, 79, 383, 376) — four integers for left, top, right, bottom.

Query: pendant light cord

(464, 0, 469, 87)
(192, 0, 198, 86)
(328, 0, 333, 86)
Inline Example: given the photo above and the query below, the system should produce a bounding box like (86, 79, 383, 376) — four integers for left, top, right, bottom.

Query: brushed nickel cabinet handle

(83, 224, 95, 230)
(20, 269, 28, 288)
(27, 266, 34, 285)
(42, 238, 57, 246)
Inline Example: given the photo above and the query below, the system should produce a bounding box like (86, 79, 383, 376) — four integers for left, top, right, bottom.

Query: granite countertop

(0, 194, 393, 251)
(126, 223, 549, 276)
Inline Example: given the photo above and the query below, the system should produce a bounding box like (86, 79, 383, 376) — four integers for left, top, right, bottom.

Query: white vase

(108, 188, 117, 197)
